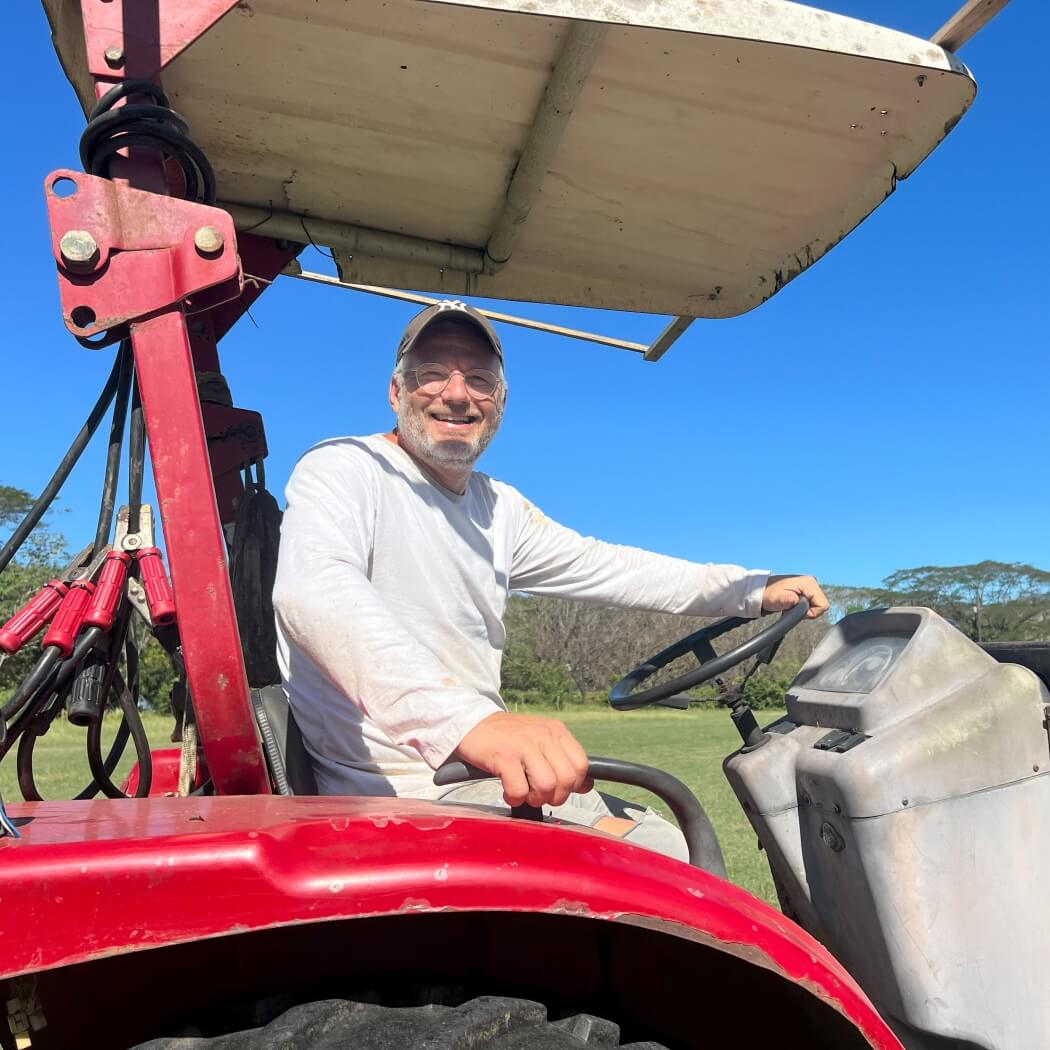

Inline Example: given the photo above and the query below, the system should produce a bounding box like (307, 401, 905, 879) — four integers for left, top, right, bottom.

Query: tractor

(2, 1, 1042, 1047)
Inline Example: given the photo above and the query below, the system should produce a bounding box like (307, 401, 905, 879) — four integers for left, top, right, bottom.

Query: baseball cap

(395, 300, 503, 367)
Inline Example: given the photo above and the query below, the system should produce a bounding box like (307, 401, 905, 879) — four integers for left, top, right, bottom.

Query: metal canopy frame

(211, 0, 1007, 363)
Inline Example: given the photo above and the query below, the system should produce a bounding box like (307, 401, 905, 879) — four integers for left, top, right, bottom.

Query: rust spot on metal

(398, 898, 433, 913)
(548, 899, 597, 917)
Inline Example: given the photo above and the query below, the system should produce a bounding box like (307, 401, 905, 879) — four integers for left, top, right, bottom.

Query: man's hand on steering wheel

(762, 574, 829, 620)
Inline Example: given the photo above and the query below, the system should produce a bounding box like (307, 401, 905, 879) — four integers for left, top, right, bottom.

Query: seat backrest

(250, 684, 319, 795)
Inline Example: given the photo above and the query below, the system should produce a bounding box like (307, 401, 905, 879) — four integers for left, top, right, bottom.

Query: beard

(396, 385, 503, 472)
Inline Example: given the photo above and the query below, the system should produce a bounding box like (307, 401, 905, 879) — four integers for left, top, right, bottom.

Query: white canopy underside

(47, 0, 975, 320)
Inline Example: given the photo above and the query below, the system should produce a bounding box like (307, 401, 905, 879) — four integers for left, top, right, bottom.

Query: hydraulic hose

(127, 379, 144, 535)
(92, 341, 133, 556)
(0, 627, 103, 756)
(80, 81, 216, 205)
(17, 714, 131, 803)
(0, 352, 123, 574)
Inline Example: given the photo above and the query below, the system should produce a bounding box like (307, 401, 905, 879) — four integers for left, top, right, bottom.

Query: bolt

(104, 45, 124, 68)
(820, 821, 845, 853)
(59, 230, 100, 272)
(123, 535, 142, 550)
(901, 798, 909, 807)
(833, 803, 842, 815)
(194, 226, 224, 256)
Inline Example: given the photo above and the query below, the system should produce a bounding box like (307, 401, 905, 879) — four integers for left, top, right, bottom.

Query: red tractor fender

(0, 795, 901, 1048)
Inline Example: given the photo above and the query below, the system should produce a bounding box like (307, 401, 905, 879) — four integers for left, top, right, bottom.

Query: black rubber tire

(134, 995, 669, 1049)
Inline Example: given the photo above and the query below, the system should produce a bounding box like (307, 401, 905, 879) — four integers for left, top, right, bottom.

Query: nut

(104, 45, 124, 68)
(59, 230, 100, 272)
(194, 226, 224, 256)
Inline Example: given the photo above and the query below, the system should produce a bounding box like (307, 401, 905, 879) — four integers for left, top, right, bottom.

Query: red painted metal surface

(44, 148, 269, 794)
(44, 170, 241, 340)
(79, 0, 240, 81)
(0, 797, 901, 1048)
(121, 748, 201, 796)
(131, 309, 270, 795)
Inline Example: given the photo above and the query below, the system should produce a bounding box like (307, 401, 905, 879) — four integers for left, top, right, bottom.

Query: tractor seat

(250, 684, 319, 795)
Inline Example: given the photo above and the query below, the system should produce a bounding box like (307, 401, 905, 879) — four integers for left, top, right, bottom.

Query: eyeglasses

(401, 362, 503, 401)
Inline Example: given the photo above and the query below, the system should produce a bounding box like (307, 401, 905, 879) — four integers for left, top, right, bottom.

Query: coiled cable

(79, 80, 216, 205)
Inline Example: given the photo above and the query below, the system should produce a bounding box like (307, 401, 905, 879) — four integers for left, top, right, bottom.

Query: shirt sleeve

(507, 490, 769, 619)
(272, 443, 499, 768)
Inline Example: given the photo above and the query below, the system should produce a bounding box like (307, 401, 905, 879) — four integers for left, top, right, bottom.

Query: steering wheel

(608, 598, 810, 711)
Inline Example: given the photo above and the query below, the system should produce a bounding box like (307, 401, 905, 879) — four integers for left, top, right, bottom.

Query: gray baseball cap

(395, 300, 503, 366)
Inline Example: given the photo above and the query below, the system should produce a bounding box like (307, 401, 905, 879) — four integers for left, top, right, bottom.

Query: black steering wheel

(608, 598, 810, 711)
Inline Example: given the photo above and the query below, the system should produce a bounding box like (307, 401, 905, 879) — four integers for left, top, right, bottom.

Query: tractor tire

(135, 995, 669, 1049)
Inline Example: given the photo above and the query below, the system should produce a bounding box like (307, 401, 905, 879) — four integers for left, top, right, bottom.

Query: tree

(880, 561, 1050, 643)
(0, 484, 70, 692)
(0, 484, 68, 567)
(501, 592, 831, 706)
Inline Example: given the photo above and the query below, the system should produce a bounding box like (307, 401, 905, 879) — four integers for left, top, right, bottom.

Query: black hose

(1, 649, 61, 722)
(15, 679, 72, 802)
(0, 352, 124, 574)
(18, 714, 131, 803)
(87, 667, 152, 799)
(80, 80, 216, 205)
(92, 342, 133, 556)
(0, 627, 103, 755)
(128, 379, 144, 535)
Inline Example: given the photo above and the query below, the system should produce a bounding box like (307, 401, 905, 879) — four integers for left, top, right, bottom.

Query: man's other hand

(762, 574, 830, 620)
(452, 711, 592, 808)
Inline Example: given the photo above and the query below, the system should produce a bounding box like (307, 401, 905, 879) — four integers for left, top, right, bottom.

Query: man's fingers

(492, 757, 531, 808)
(453, 711, 594, 809)
(763, 574, 829, 620)
(557, 729, 592, 794)
(519, 750, 558, 809)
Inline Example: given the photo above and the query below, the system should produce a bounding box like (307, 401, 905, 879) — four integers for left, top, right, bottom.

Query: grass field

(0, 706, 780, 904)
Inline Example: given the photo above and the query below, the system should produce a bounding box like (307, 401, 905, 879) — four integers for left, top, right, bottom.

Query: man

(273, 301, 828, 860)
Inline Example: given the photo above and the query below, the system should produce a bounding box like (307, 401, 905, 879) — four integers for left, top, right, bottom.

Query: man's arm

(509, 494, 769, 618)
(273, 445, 498, 769)
(459, 493, 828, 810)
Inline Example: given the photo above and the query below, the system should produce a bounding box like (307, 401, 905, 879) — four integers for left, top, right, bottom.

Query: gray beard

(396, 386, 503, 472)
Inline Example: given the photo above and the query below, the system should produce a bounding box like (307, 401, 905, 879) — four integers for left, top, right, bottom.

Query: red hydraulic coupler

(42, 579, 97, 658)
(0, 542, 95, 655)
(83, 550, 132, 632)
(0, 580, 69, 655)
(137, 548, 177, 625)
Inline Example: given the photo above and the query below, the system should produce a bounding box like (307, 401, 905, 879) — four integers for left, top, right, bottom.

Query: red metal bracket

(44, 168, 269, 795)
(80, 0, 240, 81)
(45, 169, 242, 339)
(204, 404, 268, 524)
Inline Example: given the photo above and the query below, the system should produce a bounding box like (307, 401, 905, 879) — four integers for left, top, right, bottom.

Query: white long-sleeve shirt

(273, 434, 768, 798)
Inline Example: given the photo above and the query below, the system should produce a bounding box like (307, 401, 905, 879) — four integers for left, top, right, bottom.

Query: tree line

(3, 481, 1048, 715)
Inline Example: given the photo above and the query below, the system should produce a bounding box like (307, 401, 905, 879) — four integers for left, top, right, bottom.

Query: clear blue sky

(4, 2, 1047, 588)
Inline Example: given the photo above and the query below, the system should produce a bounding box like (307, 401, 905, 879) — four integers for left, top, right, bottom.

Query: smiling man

(273, 301, 828, 860)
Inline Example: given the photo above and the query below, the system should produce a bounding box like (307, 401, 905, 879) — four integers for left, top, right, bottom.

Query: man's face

(389, 320, 506, 473)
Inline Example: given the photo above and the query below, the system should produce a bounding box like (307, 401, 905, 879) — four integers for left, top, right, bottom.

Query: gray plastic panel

(726, 607, 1050, 1049)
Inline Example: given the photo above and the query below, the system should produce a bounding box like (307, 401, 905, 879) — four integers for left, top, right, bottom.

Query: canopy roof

(47, 0, 975, 321)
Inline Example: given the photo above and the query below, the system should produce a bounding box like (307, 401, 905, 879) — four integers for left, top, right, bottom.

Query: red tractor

(2, 2, 1038, 1048)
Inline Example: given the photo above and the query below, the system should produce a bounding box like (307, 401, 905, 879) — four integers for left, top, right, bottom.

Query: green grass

(559, 707, 778, 903)
(0, 710, 174, 802)
(1, 706, 779, 904)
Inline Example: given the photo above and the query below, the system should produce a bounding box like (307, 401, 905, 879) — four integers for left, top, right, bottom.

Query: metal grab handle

(434, 755, 726, 876)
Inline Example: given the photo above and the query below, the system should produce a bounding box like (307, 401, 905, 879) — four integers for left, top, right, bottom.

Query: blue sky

(4, 2, 1047, 589)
